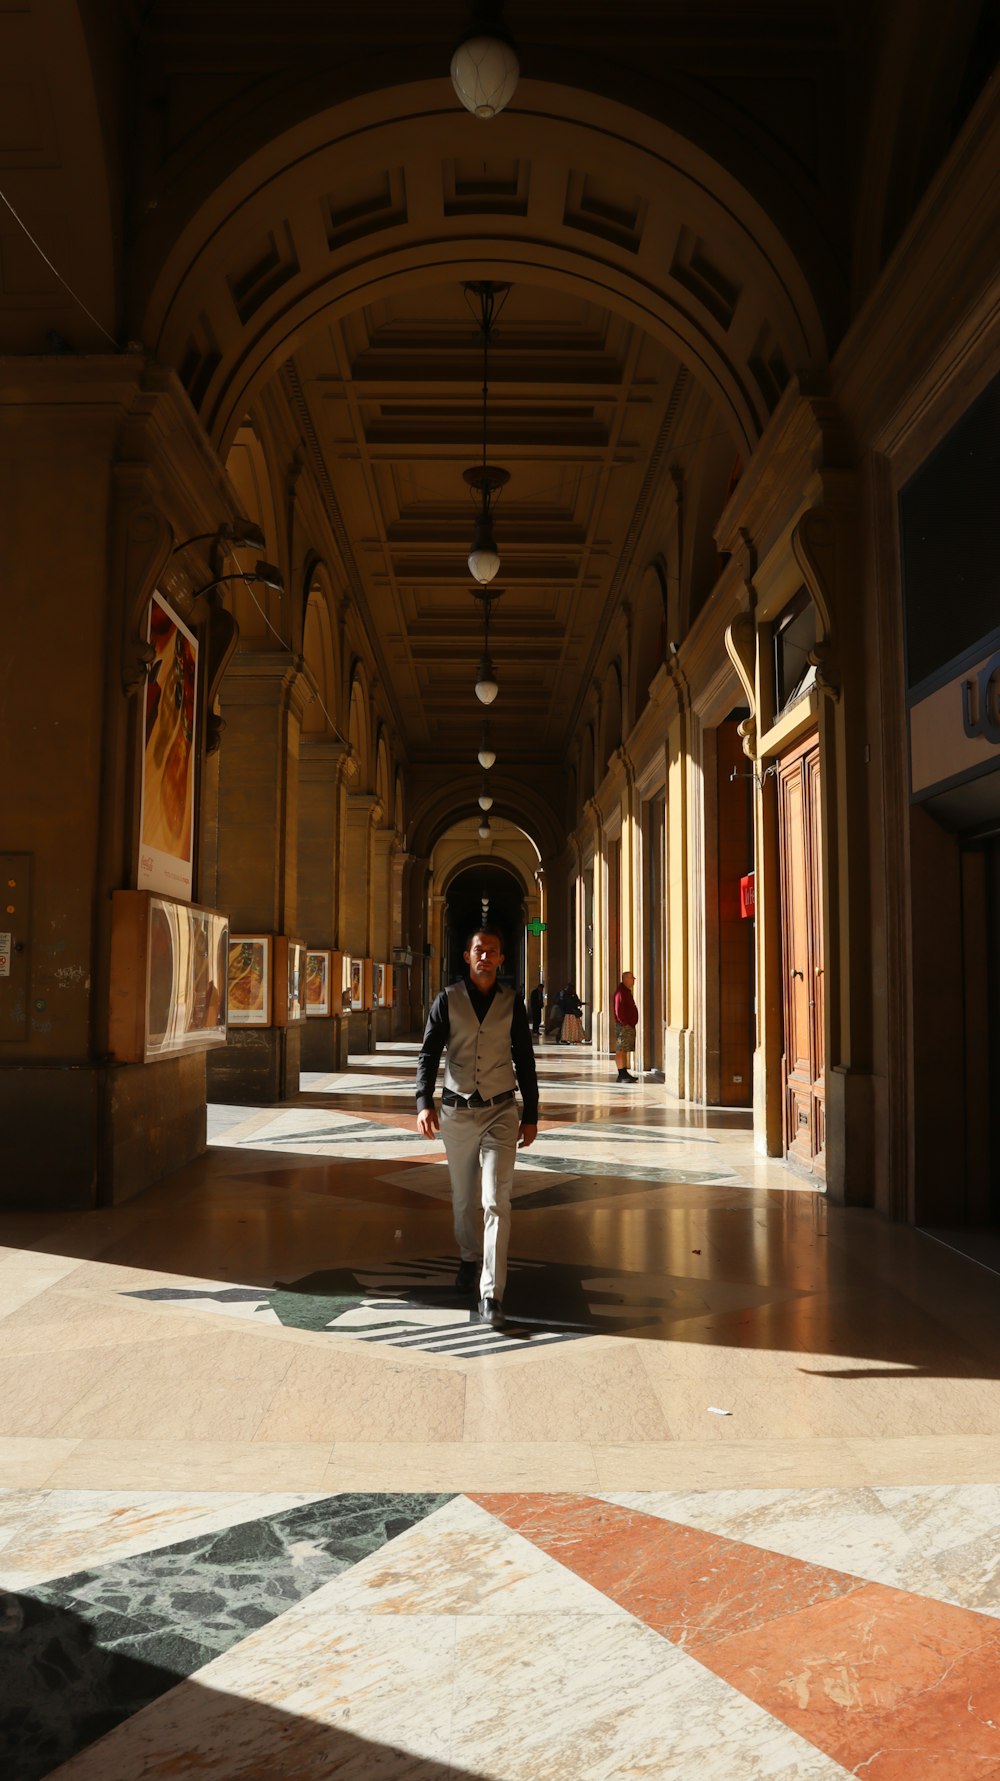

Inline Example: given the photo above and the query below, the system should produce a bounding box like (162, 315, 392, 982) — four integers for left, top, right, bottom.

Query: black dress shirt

(415, 980, 539, 1123)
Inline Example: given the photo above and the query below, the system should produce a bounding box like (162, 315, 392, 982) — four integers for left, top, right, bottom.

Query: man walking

(416, 927, 538, 1328)
(528, 978, 544, 1036)
(613, 969, 639, 1083)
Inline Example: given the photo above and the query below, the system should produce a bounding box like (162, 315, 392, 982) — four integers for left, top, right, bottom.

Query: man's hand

(417, 1105, 440, 1139)
(518, 1121, 538, 1149)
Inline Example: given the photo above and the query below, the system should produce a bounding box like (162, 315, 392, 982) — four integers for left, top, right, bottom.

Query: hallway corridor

(3, 1043, 1000, 1778)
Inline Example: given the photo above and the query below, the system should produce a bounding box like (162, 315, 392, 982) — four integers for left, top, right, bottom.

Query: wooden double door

(777, 735, 826, 1175)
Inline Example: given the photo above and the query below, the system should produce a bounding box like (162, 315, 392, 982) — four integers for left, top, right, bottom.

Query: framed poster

(341, 953, 353, 1013)
(373, 963, 393, 1007)
(110, 891, 228, 1063)
(305, 949, 331, 1017)
(350, 957, 363, 1009)
(228, 935, 271, 1027)
(138, 591, 199, 902)
(274, 937, 306, 1025)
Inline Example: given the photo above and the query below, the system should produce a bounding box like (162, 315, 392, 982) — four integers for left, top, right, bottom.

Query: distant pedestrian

(613, 971, 638, 1082)
(557, 983, 584, 1043)
(528, 980, 544, 1036)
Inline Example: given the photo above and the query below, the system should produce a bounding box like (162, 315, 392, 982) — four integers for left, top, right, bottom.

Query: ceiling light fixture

(463, 280, 509, 584)
(450, 1, 519, 119)
(477, 722, 497, 770)
(478, 815, 492, 840)
(478, 782, 494, 811)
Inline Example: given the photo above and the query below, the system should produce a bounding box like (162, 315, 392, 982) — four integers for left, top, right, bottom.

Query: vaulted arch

(139, 84, 827, 455)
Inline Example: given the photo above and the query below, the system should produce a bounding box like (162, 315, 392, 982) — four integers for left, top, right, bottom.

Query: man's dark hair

(464, 924, 505, 952)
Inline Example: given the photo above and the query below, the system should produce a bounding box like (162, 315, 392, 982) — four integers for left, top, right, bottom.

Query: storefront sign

(739, 873, 755, 919)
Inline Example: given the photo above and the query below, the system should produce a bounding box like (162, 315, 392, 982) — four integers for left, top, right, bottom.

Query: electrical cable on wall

(0, 186, 121, 351)
(235, 564, 349, 746)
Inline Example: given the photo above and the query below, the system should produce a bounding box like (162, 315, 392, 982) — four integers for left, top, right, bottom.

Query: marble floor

(3, 1039, 1000, 1778)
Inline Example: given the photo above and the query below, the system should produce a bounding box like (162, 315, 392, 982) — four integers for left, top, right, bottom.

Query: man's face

(623, 971, 635, 989)
(465, 932, 503, 988)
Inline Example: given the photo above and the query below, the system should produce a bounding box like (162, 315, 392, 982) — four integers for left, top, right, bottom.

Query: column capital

(300, 737, 359, 788)
(223, 650, 316, 717)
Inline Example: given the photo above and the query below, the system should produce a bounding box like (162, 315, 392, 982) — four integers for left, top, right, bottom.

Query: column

(0, 359, 239, 1208)
(371, 827, 396, 1041)
(343, 794, 380, 1053)
(208, 652, 311, 1102)
(298, 738, 355, 1071)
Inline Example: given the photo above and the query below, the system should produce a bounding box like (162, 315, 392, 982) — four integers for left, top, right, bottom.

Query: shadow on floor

(1, 1588, 492, 1781)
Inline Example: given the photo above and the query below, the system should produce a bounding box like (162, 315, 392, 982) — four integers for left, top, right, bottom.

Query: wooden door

(777, 736, 825, 1175)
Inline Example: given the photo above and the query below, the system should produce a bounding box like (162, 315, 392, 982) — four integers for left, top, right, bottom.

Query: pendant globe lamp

(478, 722, 496, 770)
(478, 814, 492, 840)
(463, 281, 509, 585)
(478, 781, 494, 811)
(451, 1, 519, 119)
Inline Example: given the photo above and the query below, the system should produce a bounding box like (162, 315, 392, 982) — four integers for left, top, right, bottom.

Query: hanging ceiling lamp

(478, 814, 492, 840)
(478, 781, 494, 811)
(463, 281, 509, 584)
(478, 722, 496, 770)
(451, 1, 519, 119)
(475, 645, 499, 705)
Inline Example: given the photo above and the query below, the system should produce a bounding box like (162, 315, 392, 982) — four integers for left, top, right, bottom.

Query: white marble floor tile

(449, 1610, 854, 1781)
(0, 1488, 329, 1587)
(321, 1491, 626, 1617)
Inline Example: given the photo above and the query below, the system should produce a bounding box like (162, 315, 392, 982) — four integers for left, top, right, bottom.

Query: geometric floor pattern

(7, 1041, 1000, 1777)
(6, 1485, 1000, 1779)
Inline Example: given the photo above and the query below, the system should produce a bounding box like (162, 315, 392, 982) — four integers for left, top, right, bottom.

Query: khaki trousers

(440, 1098, 519, 1301)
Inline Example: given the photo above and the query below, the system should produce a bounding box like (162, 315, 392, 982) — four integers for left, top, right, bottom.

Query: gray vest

(443, 981, 517, 1100)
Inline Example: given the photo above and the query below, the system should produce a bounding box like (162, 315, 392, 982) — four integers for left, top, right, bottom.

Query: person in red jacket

(613, 971, 639, 1083)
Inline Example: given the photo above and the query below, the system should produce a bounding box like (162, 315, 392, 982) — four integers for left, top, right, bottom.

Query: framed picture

(227, 935, 271, 1027)
(373, 963, 393, 1007)
(137, 592, 198, 903)
(110, 891, 228, 1063)
(350, 957, 363, 1010)
(274, 937, 306, 1025)
(341, 953, 353, 1013)
(305, 949, 331, 1017)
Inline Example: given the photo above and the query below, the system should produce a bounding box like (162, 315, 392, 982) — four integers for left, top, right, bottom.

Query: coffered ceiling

(289, 283, 691, 763)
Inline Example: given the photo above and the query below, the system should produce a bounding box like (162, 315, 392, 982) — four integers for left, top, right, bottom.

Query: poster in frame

(109, 890, 229, 1063)
(373, 963, 394, 1007)
(349, 957, 363, 1010)
(341, 954, 353, 1013)
(305, 949, 331, 1017)
(274, 937, 307, 1025)
(137, 591, 199, 903)
(228, 935, 271, 1027)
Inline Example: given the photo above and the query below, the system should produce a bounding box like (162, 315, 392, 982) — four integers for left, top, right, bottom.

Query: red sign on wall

(739, 872, 755, 919)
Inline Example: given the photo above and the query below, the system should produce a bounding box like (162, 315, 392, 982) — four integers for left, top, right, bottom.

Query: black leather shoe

(618, 1071, 638, 1083)
(478, 1296, 505, 1328)
(454, 1259, 479, 1294)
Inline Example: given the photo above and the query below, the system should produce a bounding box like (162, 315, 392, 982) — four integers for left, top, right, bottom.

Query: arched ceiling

(118, 6, 877, 815)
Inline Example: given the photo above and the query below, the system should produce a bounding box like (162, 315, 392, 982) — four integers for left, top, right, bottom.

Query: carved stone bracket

(204, 596, 240, 755)
(117, 495, 174, 696)
(791, 507, 841, 701)
(724, 610, 759, 759)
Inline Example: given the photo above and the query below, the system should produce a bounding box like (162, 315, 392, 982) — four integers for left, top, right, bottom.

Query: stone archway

(138, 84, 828, 453)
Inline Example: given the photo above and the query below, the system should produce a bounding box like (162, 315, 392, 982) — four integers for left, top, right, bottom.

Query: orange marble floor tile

(473, 1493, 1000, 1780)
(472, 1492, 863, 1644)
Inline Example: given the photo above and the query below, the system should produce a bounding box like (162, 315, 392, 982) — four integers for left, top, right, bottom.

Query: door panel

(777, 736, 825, 1176)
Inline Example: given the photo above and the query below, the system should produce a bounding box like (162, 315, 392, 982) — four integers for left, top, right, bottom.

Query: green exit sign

(526, 917, 547, 937)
